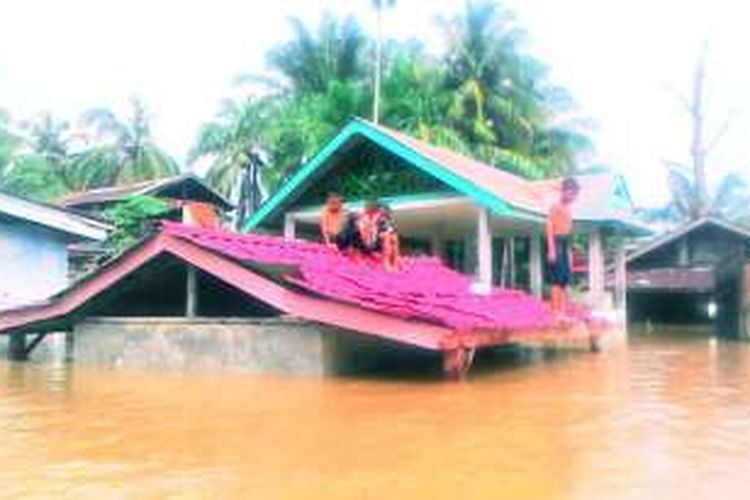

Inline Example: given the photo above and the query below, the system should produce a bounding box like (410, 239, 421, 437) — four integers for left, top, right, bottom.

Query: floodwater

(2, 334, 750, 499)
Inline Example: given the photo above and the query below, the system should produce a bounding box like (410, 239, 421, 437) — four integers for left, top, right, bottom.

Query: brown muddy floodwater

(2, 334, 750, 499)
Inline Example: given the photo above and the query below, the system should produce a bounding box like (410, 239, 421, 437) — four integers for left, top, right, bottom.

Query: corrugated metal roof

(58, 173, 234, 211)
(0, 193, 109, 241)
(628, 268, 715, 292)
(628, 216, 750, 264)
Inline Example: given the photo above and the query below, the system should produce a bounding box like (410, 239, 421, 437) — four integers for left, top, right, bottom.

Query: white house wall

(0, 220, 70, 309)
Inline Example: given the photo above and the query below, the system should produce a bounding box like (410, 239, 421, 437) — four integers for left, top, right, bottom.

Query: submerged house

(59, 173, 234, 276)
(0, 222, 605, 378)
(0, 193, 108, 309)
(0, 119, 644, 378)
(627, 217, 750, 337)
(248, 118, 648, 311)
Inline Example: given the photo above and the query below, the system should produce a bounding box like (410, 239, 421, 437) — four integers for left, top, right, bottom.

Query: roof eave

(0, 194, 110, 241)
(575, 216, 654, 237)
(627, 216, 750, 263)
(246, 120, 525, 231)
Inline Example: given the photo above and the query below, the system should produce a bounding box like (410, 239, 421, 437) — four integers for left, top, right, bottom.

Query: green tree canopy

(72, 99, 180, 189)
(0, 102, 180, 201)
(194, 1, 594, 203)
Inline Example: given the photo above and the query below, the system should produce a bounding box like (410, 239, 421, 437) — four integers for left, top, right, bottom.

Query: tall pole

(373, 5, 383, 124)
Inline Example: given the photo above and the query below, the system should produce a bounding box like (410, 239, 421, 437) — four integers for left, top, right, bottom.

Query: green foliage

(0, 110, 22, 192)
(0, 102, 179, 202)
(0, 155, 68, 200)
(267, 13, 367, 94)
(73, 99, 180, 189)
(104, 195, 171, 253)
(297, 141, 446, 206)
(193, 1, 594, 203)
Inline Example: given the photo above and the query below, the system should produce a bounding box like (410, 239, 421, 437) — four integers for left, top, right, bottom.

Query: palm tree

(441, 1, 525, 140)
(190, 98, 271, 203)
(72, 99, 179, 189)
(193, 6, 595, 205)
(0, 110, 70, 200)
(439, 0, 588, 177)
(18, 113, 78, 191)
(266, 13, 367, 95)
(381, 43, 469, 150)
(371, 0, 396, 124)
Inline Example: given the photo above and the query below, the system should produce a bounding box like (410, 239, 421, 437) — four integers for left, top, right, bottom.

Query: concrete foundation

(69, 317, 440, 376)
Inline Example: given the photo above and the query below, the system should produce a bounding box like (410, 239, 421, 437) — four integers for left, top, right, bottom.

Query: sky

(1, 0, 749, 208)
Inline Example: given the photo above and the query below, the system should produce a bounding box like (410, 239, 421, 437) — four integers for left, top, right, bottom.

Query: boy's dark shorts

(547, 236, 572, 287)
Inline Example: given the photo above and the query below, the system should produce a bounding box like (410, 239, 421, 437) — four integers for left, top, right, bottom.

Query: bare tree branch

(704, 109, 737, 153)
(660, 83, 693, 115)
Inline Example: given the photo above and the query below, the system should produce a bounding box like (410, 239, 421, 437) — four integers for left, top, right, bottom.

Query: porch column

(588, 229, 605, 308)
(508, 237, 516, 287)
(614, 232, 628, 312)
(64, 330, 75, 363)
(284, 214, 296, 241)
(186, 265, 199, 318)
(529, 235, 543, 298)
(678, 238, 689, 267)
(477, 207, 493, 287)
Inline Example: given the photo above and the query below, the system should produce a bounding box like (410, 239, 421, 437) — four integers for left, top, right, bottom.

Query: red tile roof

(162, 223, 591, 331)
(0, 223, 604, 353)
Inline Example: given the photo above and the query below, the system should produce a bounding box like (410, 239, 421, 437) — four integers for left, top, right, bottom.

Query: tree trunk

(691, 42, 709, 218)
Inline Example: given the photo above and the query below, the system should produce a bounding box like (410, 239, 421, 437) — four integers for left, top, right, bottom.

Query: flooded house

(0, 119, 647, 379)
(58, 173, 234, 276)
(248, 118, 649, 312)
(627, 217, 750, 337)
(0, 192, 108, 310)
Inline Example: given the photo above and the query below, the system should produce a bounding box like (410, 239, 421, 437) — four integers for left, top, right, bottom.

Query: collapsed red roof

(162, 223, 589, 331)
(0, 222, 602, 354)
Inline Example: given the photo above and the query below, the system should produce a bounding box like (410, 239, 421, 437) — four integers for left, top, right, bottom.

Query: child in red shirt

(357, 200, 382, 254)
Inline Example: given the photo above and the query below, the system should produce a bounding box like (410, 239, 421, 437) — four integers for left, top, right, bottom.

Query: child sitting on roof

(546, 177, 580, 317)
(320, 193, 347, 249)
(357, 200, 383, 255)
(336, 212, 362, 254)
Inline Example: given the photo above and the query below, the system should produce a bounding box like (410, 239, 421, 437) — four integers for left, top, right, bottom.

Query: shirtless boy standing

(546, 177, 580, 315)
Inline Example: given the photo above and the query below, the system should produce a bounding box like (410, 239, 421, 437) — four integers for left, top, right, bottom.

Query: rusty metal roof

(628, 267, 715, 292)
(58, 173, 234, 211)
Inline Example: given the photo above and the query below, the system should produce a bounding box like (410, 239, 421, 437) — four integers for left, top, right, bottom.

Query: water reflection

(1, 335, 750, 498)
